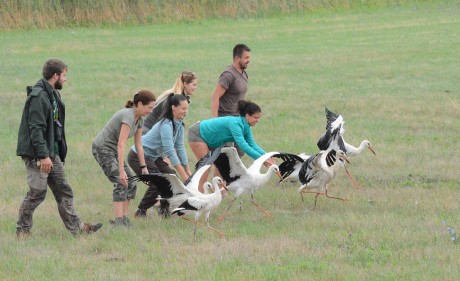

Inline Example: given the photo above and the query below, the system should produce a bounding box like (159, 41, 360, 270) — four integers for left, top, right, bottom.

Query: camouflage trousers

(17, 156, 83, 235)
(92, 144, 137, 202)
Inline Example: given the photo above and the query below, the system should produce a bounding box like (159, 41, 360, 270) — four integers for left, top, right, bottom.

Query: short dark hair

(238, 100, 261, 116)
(42, 59, 67, 80)
(233, 44, 251, 58)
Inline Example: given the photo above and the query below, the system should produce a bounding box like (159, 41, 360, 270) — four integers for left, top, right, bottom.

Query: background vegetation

(1, 0, 459, 280)
(2, 0, 421, 29)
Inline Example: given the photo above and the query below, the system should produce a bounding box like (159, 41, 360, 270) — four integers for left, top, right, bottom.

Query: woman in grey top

(92, 90, 156, 227)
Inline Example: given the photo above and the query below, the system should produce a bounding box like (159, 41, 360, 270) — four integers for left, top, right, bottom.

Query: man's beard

(54, 79, 63, 90)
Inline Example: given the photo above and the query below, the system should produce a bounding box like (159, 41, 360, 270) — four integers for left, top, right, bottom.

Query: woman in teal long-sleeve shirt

(188, 100, 275, 189)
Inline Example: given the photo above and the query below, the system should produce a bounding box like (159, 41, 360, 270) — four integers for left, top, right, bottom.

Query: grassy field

(1, 1, 459, 280)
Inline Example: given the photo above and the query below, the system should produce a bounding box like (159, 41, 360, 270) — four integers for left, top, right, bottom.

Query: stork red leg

(218, 197, 237, 222)
(325, 189, 349, 202)
(251, 193, 271, 218)
(345, 166, 362, 189)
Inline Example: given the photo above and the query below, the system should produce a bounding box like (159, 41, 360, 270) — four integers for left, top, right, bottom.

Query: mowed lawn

(0, 2, 459, 280)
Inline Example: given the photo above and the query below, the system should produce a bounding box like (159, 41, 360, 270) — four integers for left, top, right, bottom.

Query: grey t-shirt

(218, 65, 248, 117)
(93, 108, 144, 152)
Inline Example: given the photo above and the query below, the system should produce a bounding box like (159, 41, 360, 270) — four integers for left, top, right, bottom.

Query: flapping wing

(213, 147, 246, 185)
(277, 153, 307, 181)
(247, 151, 283, 173)
(298, 152, 322, 185)
(129, 173, 184, 199)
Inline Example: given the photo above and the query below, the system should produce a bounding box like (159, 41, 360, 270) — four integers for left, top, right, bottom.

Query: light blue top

(199, 116, 266, 160)
(132, 118, 188, 167)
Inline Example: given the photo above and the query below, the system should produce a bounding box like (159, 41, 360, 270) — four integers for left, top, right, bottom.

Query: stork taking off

(317, 107, 376, 189)
(213, 147, 296, 220)
(298, 149, 350, 209)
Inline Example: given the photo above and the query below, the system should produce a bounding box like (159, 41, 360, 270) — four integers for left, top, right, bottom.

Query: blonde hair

(154, 71, 197, 107)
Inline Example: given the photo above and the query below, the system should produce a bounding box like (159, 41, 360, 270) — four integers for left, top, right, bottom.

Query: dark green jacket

(16, 79, 67, 162)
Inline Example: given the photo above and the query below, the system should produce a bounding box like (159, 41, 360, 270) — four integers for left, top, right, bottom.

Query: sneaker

(158, 208, 171, 219)
(134, 209, 147, 218)
(122, 216, 132, 227)
(110, 217, 131, 228)
(82, 223, 103, 234)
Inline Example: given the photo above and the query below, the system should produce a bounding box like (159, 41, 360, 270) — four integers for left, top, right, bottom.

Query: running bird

(213, 147, 294, 220)
(317, 107, 376, 189)
(298, 148, 350, 209)
(172, 176, 227, 242)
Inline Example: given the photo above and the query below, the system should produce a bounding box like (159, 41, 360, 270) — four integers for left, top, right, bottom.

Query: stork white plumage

(213, 147, 293, 220)
(278, 153, 310, 183)
(298, 148, 350, 209)
(317, 107, 376, 189)
(172, 176, 227, 242)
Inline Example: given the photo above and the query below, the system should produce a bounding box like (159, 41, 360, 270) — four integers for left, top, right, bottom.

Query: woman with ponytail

(143, 71, 197, 133)
(188, 100, 276, 190)
(128, 93, 192, 218)
(92, 90, 156, 227)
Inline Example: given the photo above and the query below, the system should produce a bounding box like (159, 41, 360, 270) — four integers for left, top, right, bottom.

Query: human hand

(119, 169, 128, 187)
(40, 157, 53, 173)
(141, 167, 149, 175)
(263, 157, 276, 167)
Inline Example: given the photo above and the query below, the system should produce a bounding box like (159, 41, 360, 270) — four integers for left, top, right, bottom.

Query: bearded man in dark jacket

(16, 59, 102, 238)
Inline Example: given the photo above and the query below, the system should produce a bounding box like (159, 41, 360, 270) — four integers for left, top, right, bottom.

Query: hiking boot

(16, 228, 31, 240)
(134, 209, 147, 218)
(82, 223, 103, 234)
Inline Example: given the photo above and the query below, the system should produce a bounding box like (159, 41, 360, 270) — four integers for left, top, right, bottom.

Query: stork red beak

(218, 182, 229, 192)
(275, 170, 283, 179)
(368, 146, 376, 155)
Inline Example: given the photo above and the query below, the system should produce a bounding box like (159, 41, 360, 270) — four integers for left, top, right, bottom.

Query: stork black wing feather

(213, 151, 240, 184)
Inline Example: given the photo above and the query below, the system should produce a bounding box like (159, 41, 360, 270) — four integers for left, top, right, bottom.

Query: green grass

(1, 1, 460, 280)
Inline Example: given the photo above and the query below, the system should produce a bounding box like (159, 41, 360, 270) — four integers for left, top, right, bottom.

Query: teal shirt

(199, 116, 266, 160)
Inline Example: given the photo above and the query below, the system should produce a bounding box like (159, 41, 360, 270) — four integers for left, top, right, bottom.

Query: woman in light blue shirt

(128, 93, 192, 218)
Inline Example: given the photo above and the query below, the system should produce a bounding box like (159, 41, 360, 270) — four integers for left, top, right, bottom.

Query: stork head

(336, 150, 350, 164)
(268, 164, 283, 179)
(363, 140, 376, 155)
(212, 176, 228, 191)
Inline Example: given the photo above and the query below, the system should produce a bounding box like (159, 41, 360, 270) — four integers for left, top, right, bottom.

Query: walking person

(211, 43, 251, 157)
(128, 93, 192, 218)
(143, 71, 198, 133)
(16, 59, 102, 238)
(211, 43, 251, 118)
(188, 100, 275, 190)
(92, 90, 156, 227)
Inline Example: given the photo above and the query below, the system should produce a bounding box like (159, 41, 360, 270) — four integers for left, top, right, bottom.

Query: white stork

(298, 148, 350, 209)
(317, 107, 376, 189)
(172, 176, 227, 241)
(213, 147, 294, 220)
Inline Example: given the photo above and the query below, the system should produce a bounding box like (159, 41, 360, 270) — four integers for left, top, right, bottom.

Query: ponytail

(238, 100, 261, 116)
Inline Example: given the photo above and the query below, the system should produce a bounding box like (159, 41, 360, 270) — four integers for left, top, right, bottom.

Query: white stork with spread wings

(317, 107, 376, 189)
(213, 147, 296, 220)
